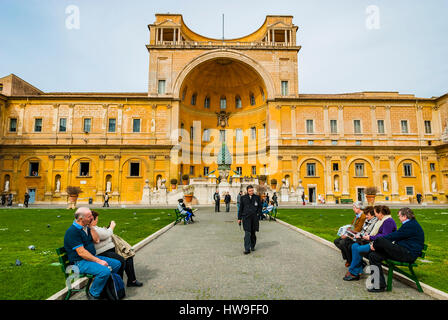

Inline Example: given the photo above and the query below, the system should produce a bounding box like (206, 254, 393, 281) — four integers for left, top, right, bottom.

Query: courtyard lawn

(277, 208, 448, 294)
(0, 208, 174, 300)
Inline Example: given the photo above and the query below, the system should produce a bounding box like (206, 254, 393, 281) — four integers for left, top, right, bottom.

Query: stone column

(148, 155, 156, 188)
(370, 106, 377, 142)
(341, 156, 349, 197)
(291, 106, 297, 139)
(63, 155, 72, 201)
(11, 155, 20, 199)
(18, 104, 25, 136)
(373, 156, 381, 195)
(292, 155, 298, 188)
(96, 154, 106, 203)
(389, 156, 399, 202)
(421, 156, 432, 203)
(325, 155, 334, 203)
(323, 105, 329, 138)
(338, 105, 344, 138)
(45, 155, 56, 202)
(432, 106, 442, 137)
(385, 106, 392, 144)
(117, 104, 124, 142)
(112, 155, 121, 203)
(416, 105, 424, 144)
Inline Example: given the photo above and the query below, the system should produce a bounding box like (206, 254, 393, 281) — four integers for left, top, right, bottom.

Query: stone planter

(171, 184, 177, 190)
(182, 180, 188, 185)
(366, 194, 376, 205)
(68, 194, 78, 209)
(271, 184, 277, 190)
(184, 194, 193, 202)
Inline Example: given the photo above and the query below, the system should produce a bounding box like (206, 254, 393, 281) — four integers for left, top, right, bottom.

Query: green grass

(277, 208, 448, 294)
(0, 208, 174, 300)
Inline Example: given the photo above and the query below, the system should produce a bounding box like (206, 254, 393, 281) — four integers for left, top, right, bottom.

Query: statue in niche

(160, 179, 167, 189)
(55, 178, 61, 192)
(432, 180, 437, 193)
(4, 179, 9, 192)
(157, 177, 162, 190)
(334, 178, 339, 192)
(383, 179, 388, 192)
(106, 180, 112, 193)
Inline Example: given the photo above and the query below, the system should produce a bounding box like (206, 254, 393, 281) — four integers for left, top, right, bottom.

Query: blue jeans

(349, 243, 371, 276)
(75, 256, 121, 297)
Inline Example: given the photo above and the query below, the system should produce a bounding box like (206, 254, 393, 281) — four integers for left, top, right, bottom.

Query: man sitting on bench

(177, 199, 194, 223)
(367, 207, 424, 293)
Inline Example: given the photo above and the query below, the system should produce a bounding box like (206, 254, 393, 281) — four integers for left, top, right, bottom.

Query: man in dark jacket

(237, 185, 261, 254)
(367, 207, 424, 292)
(213, 190, 220, 212)
(224, 192, 231, 212)
(24, 192, 30, 208)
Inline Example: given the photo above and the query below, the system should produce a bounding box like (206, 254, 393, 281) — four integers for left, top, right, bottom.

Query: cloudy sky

(1, 0, 447, 97)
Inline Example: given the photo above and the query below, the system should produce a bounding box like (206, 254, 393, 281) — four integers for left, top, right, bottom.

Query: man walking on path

(224, 192, 231, 212)
(24, 192, 30, 208)
(237, 185, 261, 254)
(214, 190, 220, 212)
(103, 192, 110, 207)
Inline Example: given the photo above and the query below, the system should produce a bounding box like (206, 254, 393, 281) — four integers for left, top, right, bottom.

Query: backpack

(101, 273, 126, 300)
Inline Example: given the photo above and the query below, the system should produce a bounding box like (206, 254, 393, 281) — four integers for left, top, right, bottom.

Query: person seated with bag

(177, 199, 194, 223)
(334, 202, 366, 267)
(262, 201, 275, 218)
(343, 205, 397, 281)
(367, 207, 425, 293)
(91, 210, 143, 287)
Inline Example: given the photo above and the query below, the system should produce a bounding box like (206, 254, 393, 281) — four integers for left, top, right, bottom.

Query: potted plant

(270, 178, 277, 189)
(170, 178, 178, 190)
(258, 175, 267, 186)
(182, 174, 189, 185)
(365, 186, 378, 205)
(256, 184, 268, 201)
(183, 185, 194, 203)
(66, 186, 83, 209)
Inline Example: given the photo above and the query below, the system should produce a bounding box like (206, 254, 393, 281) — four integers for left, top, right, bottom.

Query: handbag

(111, 234, 135, 259)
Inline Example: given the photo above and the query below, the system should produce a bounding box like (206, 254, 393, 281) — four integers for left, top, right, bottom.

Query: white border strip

(47, 221, 176, 300)
(276, 218, 448, 301)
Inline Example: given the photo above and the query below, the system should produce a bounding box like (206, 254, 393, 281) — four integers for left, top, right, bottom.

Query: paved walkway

(73, 207, 433, 300)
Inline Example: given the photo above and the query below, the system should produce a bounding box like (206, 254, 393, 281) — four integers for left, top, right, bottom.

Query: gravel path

(73, 207, 433, 300)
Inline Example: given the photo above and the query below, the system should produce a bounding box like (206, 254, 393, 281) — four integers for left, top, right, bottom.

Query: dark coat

(224, 194, 231, 203)
(213, 192, 220, 202)
(238, 194, 261, 232)
(382, 219, 425, 260)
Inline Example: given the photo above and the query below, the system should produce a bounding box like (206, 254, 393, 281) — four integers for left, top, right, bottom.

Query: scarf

(369, 215, 392, 236)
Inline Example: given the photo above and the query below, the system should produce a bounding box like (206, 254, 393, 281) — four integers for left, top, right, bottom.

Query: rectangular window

(424, 120, 432, 134)
(29, 162, 39, 176)
(108, 118, 116, 132)
(355, 163, 364, 177)
(308, 140, 314, 145)
(203, 129, 210, 142)
(203, 167, 209, 176)
(251, 127, 256, 140)
(333, 163, 339, 171)
(59, 118, 67, 132)
(401, 120, 408, 133)
(220, 97, 226, 109)
(251, 166, 256, 175)
(404, 163, 412, 177)
(83, 118, 91, 133)
(9, 118, 17, 132)
(79, 162, 90, 176)
(330, 120, 337, 134)
(133, 119, 141, 133)
(158, 80, 166, 94)
(34, 118, 42, 132)
(406, 186, 414, 196)
(204, 97, 210, 109)
(236, 167, 242, 175)
(306, 163, 316, 176)
(355, 140, 361, 145)
(306, 120, 314, 133)
(189, 166, 195, 176)
(331, 140, 338, 145)
(430, 163, 435, 171)
(354, 120, 361, 134)
(281, 81, 288, 96)
(130, 162, 140, 176)
(377, 120, 385, 134)
(236, 128, 243, 142)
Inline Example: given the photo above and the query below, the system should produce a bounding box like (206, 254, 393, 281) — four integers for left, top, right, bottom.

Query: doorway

(28, 189, 36, 203)
(357, 187, 365, 203)
(308, 187, 316, 203)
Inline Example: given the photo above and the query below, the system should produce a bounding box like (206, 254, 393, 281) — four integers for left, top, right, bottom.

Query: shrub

(66, 186, 83, 196)
(258, 175, 267, 182)
(365, 186, 378, 195)
(182, 174, 189, 181)
(270, 179, 277, 185)
(170, 178, 178, 185)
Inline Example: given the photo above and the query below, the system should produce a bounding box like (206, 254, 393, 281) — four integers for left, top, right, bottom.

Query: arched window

(220, 96, 227, 109)
(191, 93, 197, 106)
(249, 93, 255, 106)
(204, 96, 210, 109)
(235, 95, 242, 108)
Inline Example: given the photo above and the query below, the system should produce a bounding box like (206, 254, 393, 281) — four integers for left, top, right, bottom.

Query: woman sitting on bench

(262, 201, 275, 218)
(177, 199, 194, 223)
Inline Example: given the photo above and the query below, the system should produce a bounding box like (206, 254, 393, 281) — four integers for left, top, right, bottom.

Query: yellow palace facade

(1, 14, 447, 205)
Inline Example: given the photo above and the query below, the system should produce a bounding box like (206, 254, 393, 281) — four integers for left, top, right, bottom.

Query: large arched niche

(174, 50, 274, 112)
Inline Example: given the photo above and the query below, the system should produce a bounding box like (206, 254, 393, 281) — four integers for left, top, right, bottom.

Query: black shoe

(127, 280, 143, 287)
(251, 247, 256, 251)
(244, 250, 251, 255)
(367, 287, 386, 293)
(87, 291, 101, 300)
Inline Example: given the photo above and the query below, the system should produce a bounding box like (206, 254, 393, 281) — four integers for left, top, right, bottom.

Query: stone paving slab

(72, 208, 433, 300)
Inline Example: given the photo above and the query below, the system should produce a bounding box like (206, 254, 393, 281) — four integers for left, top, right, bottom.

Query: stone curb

(275, 218, 448, 300)
(46, 221, 176, 300)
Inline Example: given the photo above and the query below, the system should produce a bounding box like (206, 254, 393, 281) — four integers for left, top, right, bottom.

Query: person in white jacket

(91, 210, 143, 287)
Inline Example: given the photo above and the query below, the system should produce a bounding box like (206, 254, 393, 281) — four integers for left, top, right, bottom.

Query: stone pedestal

(142, 180, 151, 205)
